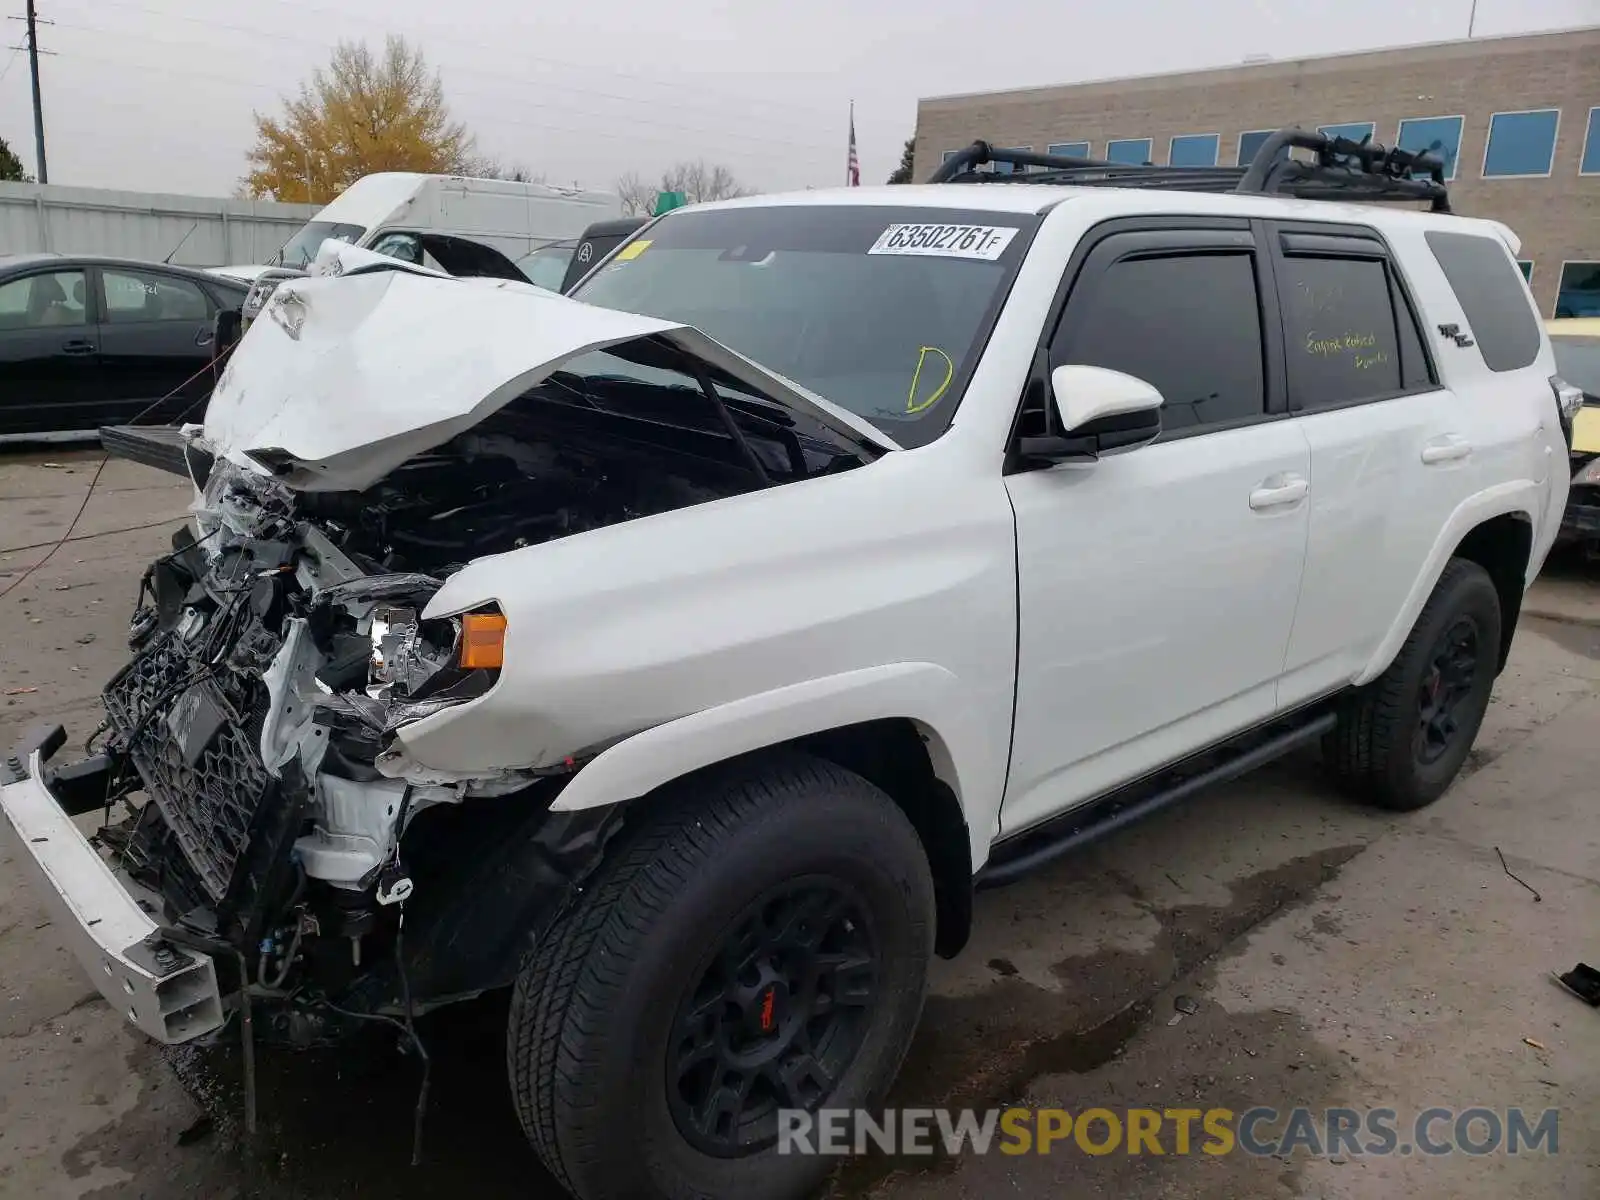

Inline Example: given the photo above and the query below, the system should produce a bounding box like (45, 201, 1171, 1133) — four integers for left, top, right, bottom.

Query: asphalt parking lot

(1, 448, 1597, 1200)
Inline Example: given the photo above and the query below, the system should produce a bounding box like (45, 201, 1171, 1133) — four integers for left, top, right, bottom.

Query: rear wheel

(1324, 558, 1501, 811)
(507, 752, 935, 1200)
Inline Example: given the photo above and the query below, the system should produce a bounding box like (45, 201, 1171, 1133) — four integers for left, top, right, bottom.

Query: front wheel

(1324, 557, 1502, 811)
(507, 752, 935, 1200)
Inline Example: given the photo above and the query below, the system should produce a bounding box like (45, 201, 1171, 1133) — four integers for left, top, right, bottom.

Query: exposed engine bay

(91, 384, 827, 1033)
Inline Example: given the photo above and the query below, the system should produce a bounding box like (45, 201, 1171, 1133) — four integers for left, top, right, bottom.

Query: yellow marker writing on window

(906, 346, 955, 414)
(615, 239, 652, 262)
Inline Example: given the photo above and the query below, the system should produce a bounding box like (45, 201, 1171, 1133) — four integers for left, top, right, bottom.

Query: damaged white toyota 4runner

(1, 129, 1581, 1200)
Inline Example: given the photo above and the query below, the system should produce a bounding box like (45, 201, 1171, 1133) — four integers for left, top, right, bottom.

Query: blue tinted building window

(1556, 262, 1600, 319)
(1237, 129, 1274, 165)
(1397, 115, 1465, 181)
(1484, 109, 1560, 177)
(1106, 138, 1153, 165)
(1169, 134, 1220, 167)
(1047, 141, 1090, 158)
(1318, 121, 1377, 144)
(991, 146, 1031, 175)
(941, 150, 958, 163)
(1581, 108, 1599, 175)
(1517, 261, 1534, 283)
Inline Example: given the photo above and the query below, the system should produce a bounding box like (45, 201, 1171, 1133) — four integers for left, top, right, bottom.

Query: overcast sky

(0, 0, 1593, 201)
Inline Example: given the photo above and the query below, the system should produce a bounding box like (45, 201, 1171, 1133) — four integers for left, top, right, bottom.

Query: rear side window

(1424, 231, 1541, 372)
(1050, 252, 1265, 431)
(1279, 255, 1404, 409)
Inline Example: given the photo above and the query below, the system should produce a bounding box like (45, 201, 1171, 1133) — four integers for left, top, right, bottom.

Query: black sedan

(0, 254, 249, 439)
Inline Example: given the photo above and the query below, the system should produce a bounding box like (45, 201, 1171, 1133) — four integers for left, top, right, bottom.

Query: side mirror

(1018, 365, 1165, 465)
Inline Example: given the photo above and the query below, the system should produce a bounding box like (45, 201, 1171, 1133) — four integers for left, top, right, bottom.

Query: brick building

(913, 26, 1599, 317)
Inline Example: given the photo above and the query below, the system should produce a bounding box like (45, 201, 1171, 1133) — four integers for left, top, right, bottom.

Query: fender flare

(549, 662, 987, 821)
(1355, 480, 1540, 686)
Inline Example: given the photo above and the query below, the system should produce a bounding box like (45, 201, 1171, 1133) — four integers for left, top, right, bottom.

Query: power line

(45, 47, 840, 174)
(0, 43, 21, 82)
(49, 0, 844, 138)
(42, 21, 841, 164)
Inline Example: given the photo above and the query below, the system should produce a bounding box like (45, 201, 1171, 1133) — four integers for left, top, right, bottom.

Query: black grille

(120, 800, 211, 921)
(103, 632, 275, 903)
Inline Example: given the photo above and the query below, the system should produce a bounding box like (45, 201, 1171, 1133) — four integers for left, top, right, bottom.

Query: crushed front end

(4, 453, 629, 1060)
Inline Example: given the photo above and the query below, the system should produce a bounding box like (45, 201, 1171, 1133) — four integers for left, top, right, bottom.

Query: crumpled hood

(202, 242, 898, 492)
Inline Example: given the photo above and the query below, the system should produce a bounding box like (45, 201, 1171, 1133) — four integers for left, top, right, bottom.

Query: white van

(214, 173, 622, 283)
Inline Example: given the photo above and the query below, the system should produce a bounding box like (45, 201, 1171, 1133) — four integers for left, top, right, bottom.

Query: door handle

(1249, 474, 1309, 510)
(195, 326, 214, 347)
(60, 339, 94, 356)
(1421, 436, 1472, 465)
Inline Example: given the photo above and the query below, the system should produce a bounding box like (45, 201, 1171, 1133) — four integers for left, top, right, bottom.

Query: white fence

(0, 182, 317, 268)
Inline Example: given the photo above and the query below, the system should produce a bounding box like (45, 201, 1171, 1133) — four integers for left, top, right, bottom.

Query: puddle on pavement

(74, 845, 1363, 1200)
(1523, 614, 1600, 660)
(828, 843, 1362, 1197)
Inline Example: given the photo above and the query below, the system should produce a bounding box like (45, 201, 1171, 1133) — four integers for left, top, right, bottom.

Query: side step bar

(976, 711, 1337, 890)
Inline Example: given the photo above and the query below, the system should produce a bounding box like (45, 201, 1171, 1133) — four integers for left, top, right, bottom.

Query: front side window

(517, 242, 577, 291)
(1105, 138, 1153, 165)
(1278, 255, 1404, 409)
(1169, 134, 1220, 167)
(570, 205, 1040, 448)
(1484, 109, 1560, 177)
(367, 232, 424, 265)
(1426, 231, 1543, 369)
(1556, 262, 1600, 319)
(0, 270, 88, 330)
(1397, 115, 1465, 180)
(102, 269, 209, 323)
(1050, 251, 1265, 432)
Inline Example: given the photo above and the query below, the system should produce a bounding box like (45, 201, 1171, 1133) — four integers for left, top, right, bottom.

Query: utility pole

(25, 0, 47, 182)
(1467, 0, 1479, 38)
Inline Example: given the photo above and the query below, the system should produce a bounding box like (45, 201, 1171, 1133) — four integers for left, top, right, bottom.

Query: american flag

(847, 104, 861, 187)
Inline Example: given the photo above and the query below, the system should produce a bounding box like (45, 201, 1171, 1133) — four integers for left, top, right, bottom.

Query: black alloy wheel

(668, 879, 879, 1156)
(1415, 616, 1480, 765)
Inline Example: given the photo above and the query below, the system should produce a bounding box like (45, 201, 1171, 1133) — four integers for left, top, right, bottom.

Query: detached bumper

(0, 729, 224, 1044)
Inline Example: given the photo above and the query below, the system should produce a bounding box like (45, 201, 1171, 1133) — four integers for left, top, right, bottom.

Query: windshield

(1553, 337, 1600, 399)
(274, 220, 365, 268)
(570, 205, 1040, 447)
(517, 242, 577, 292)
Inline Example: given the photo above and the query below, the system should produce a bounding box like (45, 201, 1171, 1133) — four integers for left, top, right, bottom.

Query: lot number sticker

(868, 223, 1018, 260)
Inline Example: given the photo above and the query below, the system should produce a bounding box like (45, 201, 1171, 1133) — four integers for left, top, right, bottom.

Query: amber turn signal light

(458, 612, 507, 669)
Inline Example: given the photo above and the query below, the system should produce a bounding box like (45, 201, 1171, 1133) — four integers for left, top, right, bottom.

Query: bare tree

(616, 161, 753, 215)
(660, 160, 752, 204)
(467, 155, 546, 183)
(615, 170, 656, 216)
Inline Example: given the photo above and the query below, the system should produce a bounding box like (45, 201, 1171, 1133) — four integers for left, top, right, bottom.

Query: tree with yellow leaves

(243, 36, 476, 203)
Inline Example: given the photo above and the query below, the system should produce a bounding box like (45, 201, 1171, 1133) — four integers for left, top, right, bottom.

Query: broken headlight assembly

(368, 604, 505, 699)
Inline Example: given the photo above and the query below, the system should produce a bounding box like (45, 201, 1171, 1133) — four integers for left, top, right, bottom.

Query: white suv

(0, 128, 1579, 1200)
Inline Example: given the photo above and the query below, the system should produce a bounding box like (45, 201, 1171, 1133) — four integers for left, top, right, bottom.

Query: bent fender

(548, 661, 1002, 871)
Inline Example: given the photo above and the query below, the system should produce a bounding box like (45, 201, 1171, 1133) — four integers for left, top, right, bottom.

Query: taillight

(1551, 376, 1583, 450)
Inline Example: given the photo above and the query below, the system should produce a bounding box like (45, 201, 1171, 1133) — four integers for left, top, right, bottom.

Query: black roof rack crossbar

(928, 127, 1451, 212)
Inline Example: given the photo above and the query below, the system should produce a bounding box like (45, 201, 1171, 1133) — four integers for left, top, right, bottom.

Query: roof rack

(926, 126, 1451, 212)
